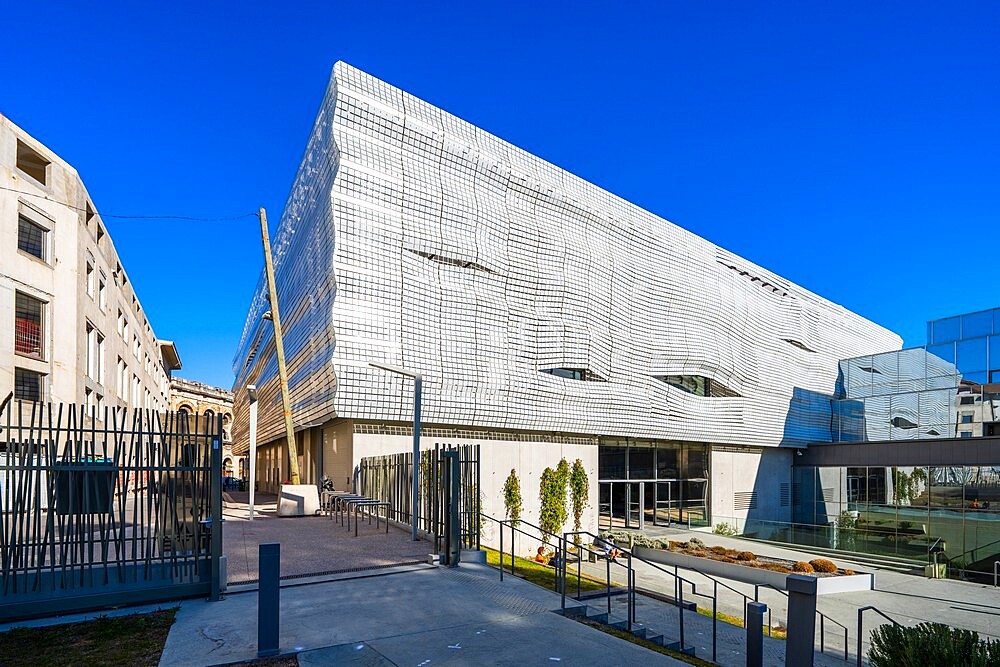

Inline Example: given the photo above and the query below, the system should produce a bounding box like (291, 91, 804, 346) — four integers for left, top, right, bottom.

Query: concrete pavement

(159, 562, 686, 666)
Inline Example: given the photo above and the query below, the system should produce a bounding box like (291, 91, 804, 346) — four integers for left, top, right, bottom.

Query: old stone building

(168, 377, 239, 478)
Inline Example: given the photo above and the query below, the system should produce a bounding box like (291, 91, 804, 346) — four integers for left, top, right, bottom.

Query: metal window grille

(14, 292, 43, 359)
(17, 216, 46, 260)
(14, 368, 43, 402)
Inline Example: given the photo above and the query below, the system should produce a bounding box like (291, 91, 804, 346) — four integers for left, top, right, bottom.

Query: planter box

(633, 546, 874, 594)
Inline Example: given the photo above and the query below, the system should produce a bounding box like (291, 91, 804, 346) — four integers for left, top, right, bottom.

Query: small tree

(539, 466, 568, 543)
(570, 459, 589, 534)
(502, 469, 523, 528)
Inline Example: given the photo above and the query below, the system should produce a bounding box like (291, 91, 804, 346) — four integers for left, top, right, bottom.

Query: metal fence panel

(358, 443, 480, 550)
(0, 401, 222, 620)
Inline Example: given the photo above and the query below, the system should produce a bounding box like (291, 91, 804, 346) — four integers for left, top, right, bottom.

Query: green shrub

(502, 469, 523, 528)
(538, 467, 567, 542)
(713, 522, 738, 536)
(569, 459, 589, 534)
(869, 622, 1000, 667)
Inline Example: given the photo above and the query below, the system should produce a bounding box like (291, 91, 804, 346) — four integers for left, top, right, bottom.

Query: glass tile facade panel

(836, 308, 1000, 443)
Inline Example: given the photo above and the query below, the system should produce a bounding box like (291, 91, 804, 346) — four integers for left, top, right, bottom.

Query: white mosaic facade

(232, 62, 900, 458)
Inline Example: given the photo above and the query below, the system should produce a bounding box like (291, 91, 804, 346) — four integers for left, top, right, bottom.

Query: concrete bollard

(258, 543, 280, 657)
(746, 601, 767, 667)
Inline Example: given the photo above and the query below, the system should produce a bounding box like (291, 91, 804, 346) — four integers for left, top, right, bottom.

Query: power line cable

(0, 184, 258, 221)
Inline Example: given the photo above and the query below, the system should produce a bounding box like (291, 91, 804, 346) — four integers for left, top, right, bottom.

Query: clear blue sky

(4, 2, 998, 389)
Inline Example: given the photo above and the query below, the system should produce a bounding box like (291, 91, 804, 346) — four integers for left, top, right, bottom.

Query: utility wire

(0, 184, 258, 221)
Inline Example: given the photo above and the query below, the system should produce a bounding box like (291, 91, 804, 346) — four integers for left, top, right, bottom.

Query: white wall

(353, 431, 599, 556)
(710, 447, 793, 531)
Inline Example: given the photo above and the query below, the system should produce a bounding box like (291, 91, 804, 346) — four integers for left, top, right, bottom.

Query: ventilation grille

(822, 487, 835, 502)
(734, 491, 758, 511)
(780, 483, 790, 507)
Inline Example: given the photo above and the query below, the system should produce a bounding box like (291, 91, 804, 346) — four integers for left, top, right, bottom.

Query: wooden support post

(258, 207, 300, 485)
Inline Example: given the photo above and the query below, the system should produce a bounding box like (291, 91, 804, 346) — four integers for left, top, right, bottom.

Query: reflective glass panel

(956, 337, 988, 374)
(927, 343, 955, 365)
(931, 317, 961, 344)
(990, 335, 1000, 373)
(964, 371, 988, 385)
(629, 444, 654, 479)
(962, 310, 995, 339)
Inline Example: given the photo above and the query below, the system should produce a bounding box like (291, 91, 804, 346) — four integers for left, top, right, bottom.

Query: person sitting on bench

(599, 536, 622, 562)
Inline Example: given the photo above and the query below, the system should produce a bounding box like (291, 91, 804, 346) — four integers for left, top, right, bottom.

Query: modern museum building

(231, 62, 918, 542)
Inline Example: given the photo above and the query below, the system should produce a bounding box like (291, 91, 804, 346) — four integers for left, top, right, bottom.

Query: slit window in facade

(541, 368, 607, 381)
(14, 292, 44, 359)
(17, 215, 47, 261)
(660, 375, 741, 398)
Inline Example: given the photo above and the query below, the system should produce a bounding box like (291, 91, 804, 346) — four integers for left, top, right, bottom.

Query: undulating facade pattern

(232, 62, 899, 461)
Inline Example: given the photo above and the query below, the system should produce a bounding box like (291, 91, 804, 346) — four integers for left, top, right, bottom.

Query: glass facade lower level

(598, 439, 709, 530)
(785, 464, 1000, 579)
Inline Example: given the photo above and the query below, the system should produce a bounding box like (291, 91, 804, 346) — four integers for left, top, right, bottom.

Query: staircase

(557, 602, 697, 655)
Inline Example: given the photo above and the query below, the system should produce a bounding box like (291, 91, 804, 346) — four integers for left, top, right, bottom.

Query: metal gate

(0, 401, 222, 621)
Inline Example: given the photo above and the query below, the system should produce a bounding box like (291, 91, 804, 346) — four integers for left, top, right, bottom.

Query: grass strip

(695, 606, 787, 640)
(571, 616, 716, 666)
(483, 547, 615, 593)
(0, 608, 178, 667)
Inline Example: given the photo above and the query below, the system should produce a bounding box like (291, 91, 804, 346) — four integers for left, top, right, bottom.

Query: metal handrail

(856, 605, 902, 667)
(482, 515, 610, 595)
(939, 535, 1000, 572)
(565, 529, 740, 662)
(753, 581, 849, 661)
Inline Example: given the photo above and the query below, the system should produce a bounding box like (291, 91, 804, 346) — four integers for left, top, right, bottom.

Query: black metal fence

(0, 401, 222, 620)
(358, 443, 480, 550)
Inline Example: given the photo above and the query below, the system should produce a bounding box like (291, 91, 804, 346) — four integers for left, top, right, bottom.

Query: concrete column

(784, 574, 817, 667)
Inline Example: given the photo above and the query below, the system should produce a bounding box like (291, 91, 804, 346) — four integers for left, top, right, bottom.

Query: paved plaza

(222, 493, 431, 583)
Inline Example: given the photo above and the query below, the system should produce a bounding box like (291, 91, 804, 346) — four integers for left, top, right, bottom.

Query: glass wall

(835, 347, 1000, 441)
(787, 465, 1000, 578)
(598, 439, 709, 530)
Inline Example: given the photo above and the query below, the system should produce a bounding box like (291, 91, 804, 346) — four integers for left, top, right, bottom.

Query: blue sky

(4, 2, 998, 389)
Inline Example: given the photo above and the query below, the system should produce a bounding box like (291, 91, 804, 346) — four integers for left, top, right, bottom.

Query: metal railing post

(499, 520, 504, 581)
(994, 560, 999, 587)
(606, 556, 612, 616)
(820, 614, 825, 654)
(856, 608, 864, 667)
(678, 577, 685, 651)
(712, 580, 718, 662)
